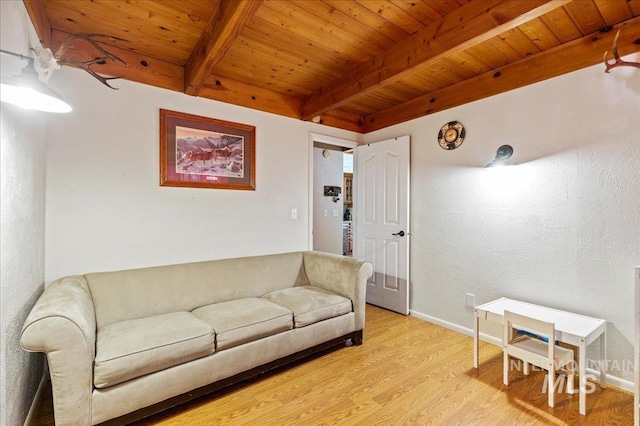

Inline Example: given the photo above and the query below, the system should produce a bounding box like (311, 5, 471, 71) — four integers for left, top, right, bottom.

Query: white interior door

(355, 136, 410, 315)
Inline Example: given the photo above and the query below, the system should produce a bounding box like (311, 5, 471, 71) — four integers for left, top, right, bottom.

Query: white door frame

(308, 132, 359, 251)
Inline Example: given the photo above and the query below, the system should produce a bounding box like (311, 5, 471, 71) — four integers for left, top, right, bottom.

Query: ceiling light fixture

(0, 49, 72, 113)
(486, 145, 515, 167)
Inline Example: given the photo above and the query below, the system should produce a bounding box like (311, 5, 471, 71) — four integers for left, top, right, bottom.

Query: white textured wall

(365, 58, 640, 382)
(313, 148, 344, 254)
(44, 67, 359, 282)
(0, 2, 47, 424)
(6, 0, 638, 409)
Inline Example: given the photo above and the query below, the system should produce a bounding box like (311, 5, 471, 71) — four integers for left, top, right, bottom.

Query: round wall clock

(438, 121, 465, 150)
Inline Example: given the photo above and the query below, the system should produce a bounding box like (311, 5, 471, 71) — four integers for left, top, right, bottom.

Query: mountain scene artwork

(175, 126, 244, 179)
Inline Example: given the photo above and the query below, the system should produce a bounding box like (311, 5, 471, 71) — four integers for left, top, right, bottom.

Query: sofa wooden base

(99, 330, 363, 426)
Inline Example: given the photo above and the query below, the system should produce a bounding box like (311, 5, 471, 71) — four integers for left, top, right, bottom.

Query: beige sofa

(21, 251, 372, 425)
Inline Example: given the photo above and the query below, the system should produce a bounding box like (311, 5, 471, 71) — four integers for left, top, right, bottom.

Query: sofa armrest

(21, 275, 96, 425)
(302, 251, 373, 331)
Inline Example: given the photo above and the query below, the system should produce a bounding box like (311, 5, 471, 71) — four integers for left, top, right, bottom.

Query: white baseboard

(409, 308, 634, 394)
(23, 373, 48, 426)
(585, 367, 634, 394)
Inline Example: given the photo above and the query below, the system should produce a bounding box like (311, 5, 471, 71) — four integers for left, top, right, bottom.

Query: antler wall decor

(603, 29, 640, 73)
(53, 33, 129, 89)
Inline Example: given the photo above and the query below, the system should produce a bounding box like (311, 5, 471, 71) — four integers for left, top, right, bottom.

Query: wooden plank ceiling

(24, 0, 640, 133)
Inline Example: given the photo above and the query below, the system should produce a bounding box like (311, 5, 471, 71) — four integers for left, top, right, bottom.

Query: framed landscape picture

(160, 109, 256, 190)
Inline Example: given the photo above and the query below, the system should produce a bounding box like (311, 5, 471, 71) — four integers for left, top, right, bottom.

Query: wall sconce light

(486, 145, 515, 167)
(0, 49, 72, 113)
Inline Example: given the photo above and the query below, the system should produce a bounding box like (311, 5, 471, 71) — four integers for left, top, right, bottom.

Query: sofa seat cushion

(94, 312, 214, 388)
(261, 286, 352, 328)
(192, 298, 293, 350)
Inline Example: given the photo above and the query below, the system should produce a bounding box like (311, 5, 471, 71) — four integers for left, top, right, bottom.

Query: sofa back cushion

(86, 252, 309, 328)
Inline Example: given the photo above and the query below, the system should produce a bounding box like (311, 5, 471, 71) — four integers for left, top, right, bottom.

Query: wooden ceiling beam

(301, 0, 571, 121)
(363, 17, 640, 132)
(197, 75, 365, 132)
(185, 0, 263, 96)
(23, 0, 52, 48)
(312, 110, 365, 134)
(198, 74, 302, 119)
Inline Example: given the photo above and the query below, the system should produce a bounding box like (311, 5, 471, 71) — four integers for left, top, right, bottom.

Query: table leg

(600, 328, 607, 388)
(474, 310, 479, 369)
(579, 341, 586, 415)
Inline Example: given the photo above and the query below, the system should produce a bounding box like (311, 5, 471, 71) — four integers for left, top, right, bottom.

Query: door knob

(392, 230, 405, 237)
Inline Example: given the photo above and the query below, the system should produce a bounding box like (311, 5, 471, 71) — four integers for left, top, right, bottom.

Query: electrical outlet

(466, 293, 476, 307)
(291, 208, 297, 219)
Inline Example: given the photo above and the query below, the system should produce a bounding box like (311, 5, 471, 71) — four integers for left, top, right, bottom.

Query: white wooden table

(474, 297, 607, 415)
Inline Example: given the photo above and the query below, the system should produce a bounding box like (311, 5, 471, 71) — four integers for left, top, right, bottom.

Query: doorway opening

(308, 133, 358, 257)
(342, 150, 353, 256)
(309, 133, 410, 315)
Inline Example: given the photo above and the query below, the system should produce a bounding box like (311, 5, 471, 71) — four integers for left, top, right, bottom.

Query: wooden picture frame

(160, 109, 256, 190)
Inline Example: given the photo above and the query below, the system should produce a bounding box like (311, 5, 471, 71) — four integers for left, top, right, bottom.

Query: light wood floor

(33, 305, 633, 425)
